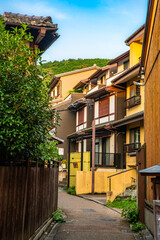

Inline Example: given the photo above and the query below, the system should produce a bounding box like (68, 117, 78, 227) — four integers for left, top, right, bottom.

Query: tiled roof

(3, 12, 56, 28)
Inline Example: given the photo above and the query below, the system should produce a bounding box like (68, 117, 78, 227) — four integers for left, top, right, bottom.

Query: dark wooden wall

(0, 165, 58, 240)
(144, 0, 160, 202)
(136, 146, 145, 223)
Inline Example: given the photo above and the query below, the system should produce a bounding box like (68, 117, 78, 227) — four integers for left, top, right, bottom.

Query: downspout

(67, 139, 71, 188)
(92, 119, 95, 194)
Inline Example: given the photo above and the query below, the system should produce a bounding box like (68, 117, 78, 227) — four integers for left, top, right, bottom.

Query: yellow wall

(106, 168, 136, 202)
(76, 169, 136, 202)
(126, 79, 144, 117)
(130, 42, 142, 67)
(76, 170, 121, 195)
(126, 121, 144, 169)
(61, 69, 97, 100)
(69, 152, 90, 187)
(76, 171, 92, 194)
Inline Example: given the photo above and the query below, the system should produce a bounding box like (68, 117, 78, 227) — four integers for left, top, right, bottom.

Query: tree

(0, 18, 59, 162)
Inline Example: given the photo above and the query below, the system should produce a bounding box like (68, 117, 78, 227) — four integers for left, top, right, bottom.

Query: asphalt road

(49, 189, 136, 240)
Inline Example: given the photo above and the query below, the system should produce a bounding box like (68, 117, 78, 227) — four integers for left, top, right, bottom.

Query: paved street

(48, 189, 136, 240)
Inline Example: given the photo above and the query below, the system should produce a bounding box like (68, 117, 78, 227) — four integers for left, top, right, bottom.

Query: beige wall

(61, 69, 98, 100)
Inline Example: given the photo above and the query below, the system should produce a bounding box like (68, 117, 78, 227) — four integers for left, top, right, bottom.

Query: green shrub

(107, 198, 136, 209)
(121, 206, 139, 223)
(52, 208, 66, 223)
(67, 186, 76, 195)
(131, 222, 146, 232)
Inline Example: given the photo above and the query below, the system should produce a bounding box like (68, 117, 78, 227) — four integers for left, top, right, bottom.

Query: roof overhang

(112, 111, 144, 128)
(125, 24, 145, 46)
(85, 86, 111, 99)
(139, 164, 160, 176)
(107, 51, 129, 65)
(68, 123, 113, 139)
(68, 98, 87, 111)
(3, 12, 59, 53)
(112, 63, 140, 85)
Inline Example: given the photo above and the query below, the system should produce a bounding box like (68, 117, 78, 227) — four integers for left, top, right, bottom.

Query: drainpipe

(81, 136, 83, 171)
(67, 139, 71, 188)
(92, 119, 95, 194)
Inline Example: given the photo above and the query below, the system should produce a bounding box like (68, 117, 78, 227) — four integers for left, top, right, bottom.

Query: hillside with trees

(39, 58, 111, 83)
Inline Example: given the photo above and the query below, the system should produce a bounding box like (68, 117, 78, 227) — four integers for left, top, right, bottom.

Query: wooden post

(67, 139, 71, 188)
(81, 136, 83, 171)
(92, 119, 95, 194)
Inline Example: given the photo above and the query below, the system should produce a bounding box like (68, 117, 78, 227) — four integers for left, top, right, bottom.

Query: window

(109, 66, 117, 77)
(123, 60, 129, 70)
(99, 96, 109, 117)
(130, 84, 140, 97)
(57, 83, 60, 96)
(78, 108, 84, 125)
(130, 127, 140, 143)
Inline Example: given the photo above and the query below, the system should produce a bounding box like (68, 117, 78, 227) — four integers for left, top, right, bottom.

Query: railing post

(109, 178, 111, 192)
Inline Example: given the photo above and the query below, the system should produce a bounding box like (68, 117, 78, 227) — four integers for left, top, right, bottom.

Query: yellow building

(49, 65, 100, 104)
(112, 25, 145, 170)
(67, 26, 145, 201)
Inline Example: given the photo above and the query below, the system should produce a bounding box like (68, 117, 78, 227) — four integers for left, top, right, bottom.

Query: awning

(139, 165, 160, 176)
(112, 111, 144, 128)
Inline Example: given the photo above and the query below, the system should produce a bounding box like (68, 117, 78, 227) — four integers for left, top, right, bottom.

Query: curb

(29, 217, 53, 240)
(76, 194, 122, 214)
(45, 223, 60, 240)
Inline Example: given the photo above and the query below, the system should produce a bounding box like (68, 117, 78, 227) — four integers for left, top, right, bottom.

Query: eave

(107, 51, 129, 65)
(112, 63, 140, 85)
(125, 24, 145, 46)
(139, 164, 160, 176)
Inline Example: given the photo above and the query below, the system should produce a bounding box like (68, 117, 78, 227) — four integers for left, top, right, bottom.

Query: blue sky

(1, 0, 148, 62)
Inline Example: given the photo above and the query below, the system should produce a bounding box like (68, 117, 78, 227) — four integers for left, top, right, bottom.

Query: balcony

(124, 95, 141, 109)
(124, 143, 141, 153)
(95, 152, 121, 169)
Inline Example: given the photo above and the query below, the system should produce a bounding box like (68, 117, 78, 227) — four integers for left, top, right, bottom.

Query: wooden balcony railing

(124, 142, 141, 153)
(124, 95, 141, 109)
(95, 152, 121, 169)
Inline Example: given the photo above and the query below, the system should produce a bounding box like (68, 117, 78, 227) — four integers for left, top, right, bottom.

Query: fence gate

(69, 152, 90, 187)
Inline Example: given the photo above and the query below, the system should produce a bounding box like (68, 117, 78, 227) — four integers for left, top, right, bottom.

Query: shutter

(78, 108, 84, 125)
(99, 96, 109, 117)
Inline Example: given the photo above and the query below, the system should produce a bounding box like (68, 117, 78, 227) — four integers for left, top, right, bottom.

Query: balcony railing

(124, 95, 141, 109)
(124, 143, 141, 153)
(95, 152, 121, 169)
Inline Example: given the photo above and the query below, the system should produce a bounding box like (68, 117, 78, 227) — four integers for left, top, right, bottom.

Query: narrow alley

(48, 189, 136, 240)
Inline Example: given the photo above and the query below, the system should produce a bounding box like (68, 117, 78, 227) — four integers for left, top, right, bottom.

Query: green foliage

(52, 208, 66, 223)
(131, 222, 146, 232)
(107, 197, 137, 209)
(63, 186, 68, 190)
(67, 186, 76, 195)
(38, 58, 111, 84)
(121, 205, 139, 223)
(68, 88, 83, 94)
(0, 18, 59, 161)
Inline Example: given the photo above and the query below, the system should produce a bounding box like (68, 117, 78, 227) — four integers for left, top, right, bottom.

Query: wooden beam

(35, 28, 46, 45)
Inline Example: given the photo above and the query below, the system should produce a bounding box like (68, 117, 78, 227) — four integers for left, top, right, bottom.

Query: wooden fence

(0, 163, 59, 240)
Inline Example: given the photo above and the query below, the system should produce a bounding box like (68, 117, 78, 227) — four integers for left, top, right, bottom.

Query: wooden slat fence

(0, 164, 58, 240)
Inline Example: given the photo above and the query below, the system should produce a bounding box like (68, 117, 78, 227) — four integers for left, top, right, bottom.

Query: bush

(67, 186, 76, 195)
(0, 18, 60, 162)
(131, 222, 146, 232)
(121, 206, 139, 223)
(52, 208, 66, 223)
